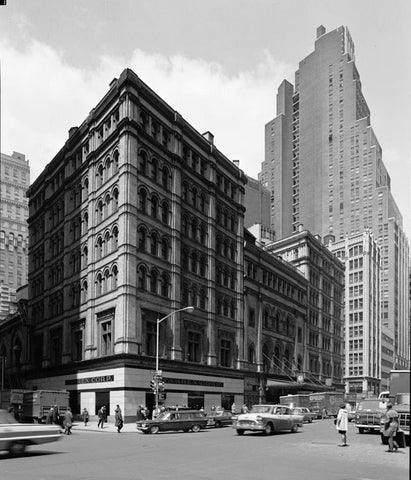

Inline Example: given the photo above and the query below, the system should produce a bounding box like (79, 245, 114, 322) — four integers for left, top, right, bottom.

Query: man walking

(97, 405, 107, 429)
(383, 403, 399, 452)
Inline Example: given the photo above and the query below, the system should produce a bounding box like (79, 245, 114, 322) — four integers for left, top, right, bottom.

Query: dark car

(136, 410, 207, 434)
(291, 407, 316, 423)
(206, 410, 233, 428)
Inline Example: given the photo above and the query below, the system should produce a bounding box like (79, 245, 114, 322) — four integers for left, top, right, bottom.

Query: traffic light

(157, 381, 165, 392)
(150, 379, 157, 392)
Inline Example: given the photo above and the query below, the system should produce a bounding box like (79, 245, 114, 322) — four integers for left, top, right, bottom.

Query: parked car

(232, 404, 303, 436)
(291, 407, 316, 423)
(0, 409, 62, 455)
(206, 410, 233, 428)
(136, 409, 207, 434)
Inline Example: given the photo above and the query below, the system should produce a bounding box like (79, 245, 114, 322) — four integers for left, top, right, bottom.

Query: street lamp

(154, 306, 194, 410)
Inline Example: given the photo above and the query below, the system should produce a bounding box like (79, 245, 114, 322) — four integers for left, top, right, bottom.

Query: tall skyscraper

(259, 25, 409, 369)
(0, 151, 30, 320)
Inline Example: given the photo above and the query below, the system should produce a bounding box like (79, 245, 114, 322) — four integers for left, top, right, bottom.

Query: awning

(266, 379, 298, 387)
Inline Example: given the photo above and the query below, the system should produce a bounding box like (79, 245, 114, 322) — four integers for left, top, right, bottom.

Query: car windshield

(0, 409, 18, 424)
(250, 406, 272, 414)
(155, 412, 172, 420)
(357, 400, 382, 410)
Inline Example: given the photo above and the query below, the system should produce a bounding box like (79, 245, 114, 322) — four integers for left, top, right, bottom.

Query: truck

(21, 390, 70, 423)
(383, 370, 410, 445)
(308, 391, 345, 418)
(354, 397, 386, 434)
(279, 394, 311, 409)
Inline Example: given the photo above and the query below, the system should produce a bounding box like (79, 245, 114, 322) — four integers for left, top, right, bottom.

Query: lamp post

(154, 306, 194, 410)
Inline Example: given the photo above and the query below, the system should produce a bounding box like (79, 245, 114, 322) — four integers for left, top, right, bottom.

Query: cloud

(0, 37, 292, 183)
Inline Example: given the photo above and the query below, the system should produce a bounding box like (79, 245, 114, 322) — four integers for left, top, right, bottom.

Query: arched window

(161, 166, 169, 190)
(230, 272, 236, 290)
(191, 285, 197, 307)
(150, 232, 158, 256)
(81, 245, 88, 269)
(138, 227, 146, 252)
(151, 158, 158, 182)
(113, 150, 119, 173)
(248, 345, 255, 364)
(182, 248, 189, 271)
(182, 182, 188, 202)
(199, 224, 207, 245)
(199, 256, 207, 277)
(150, 269, 158, 294)
(112, 226, 119, 250)
(112, 265, 118, 289)
(97, 164, 104, 187)
(139, 188, 148, 213)
(200, 289, 207, 310)
(97, 200, 104, 222)
(81, 280, 88, 303)
(191, 251, 197, 273)
(105, 156, 111, 178)
(137, 265, 147, 290)
(104, 231, 110, 255)
(182, 283, 189, 305)
(151, 195, 158, 219)
(96, 272, 103, 296)
(161, 237, 169, 261)
(138, 150, 148, 175)
(113, 188, 119, 212)
(191, 218, 197, 240)
(262, 343, 270, 372)
(230, 244, 236, 261)
(96, 237, 103, 259)
(223, 268, 229, 287)
(82, 178, 89, 201)
(216, 206, 221, 224)
(230, 300, 236, 318)
(82, 211, 88, 235)
(223, 298, 229, 316)
(263, 308, 269, 328)
(199, 193, 206, 214)
(191, 187, 197, 208)
(182, 215, 189, 236)
(161, 201, 170, 225)
(103, 269, 110, 293)
(161, 273, 170, 297)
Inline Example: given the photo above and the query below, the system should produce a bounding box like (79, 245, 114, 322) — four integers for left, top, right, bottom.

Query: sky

(0, 0, 410, 238)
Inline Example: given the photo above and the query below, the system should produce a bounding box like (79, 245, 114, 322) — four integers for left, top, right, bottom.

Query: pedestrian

(82, 407, 89, 426)
(231, 403, 236, 415)
(114, 405, 123, 433)
(97, 405, 106, 429)
(46, 407, 54, 424)
(136, 405, 145, 421)
(335, 403, 348, 446)
(383, 403, 399, 452)
(240, 404, 248, 414)
(63, 407, 73, 435)
(52, 405, 61, 426)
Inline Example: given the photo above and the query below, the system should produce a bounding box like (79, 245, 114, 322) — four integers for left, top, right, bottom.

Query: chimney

(202, 131, 214, 144)
(233, 159, 240, 167)
(316, 25, 326, 39)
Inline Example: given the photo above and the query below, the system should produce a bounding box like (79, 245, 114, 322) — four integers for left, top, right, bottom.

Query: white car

(0, 409, 63, 455)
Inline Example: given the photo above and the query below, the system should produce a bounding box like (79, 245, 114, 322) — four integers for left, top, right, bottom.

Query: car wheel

(150, 425, 160, 434)
(215, 421, 221, 428)
(358, 427, 364, 434)
(291, 424, 299, 433)
(9, 441, 26, 456)
(236, 429, 244, 436)
(191, 424, 201, 433)
(264, 423, 273, 435)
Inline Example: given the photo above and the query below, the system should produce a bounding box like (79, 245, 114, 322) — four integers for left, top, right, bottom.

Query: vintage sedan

(206, 410, 233, 428)
(0, 409, 63, 455)
(233, 404, 303, 436)
(136, 410, 207, 434)
(291, 407, 316, 423)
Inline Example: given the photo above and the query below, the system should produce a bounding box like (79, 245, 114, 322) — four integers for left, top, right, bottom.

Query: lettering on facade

(163, 377, 224, 388)
(65, 375, 114, 385)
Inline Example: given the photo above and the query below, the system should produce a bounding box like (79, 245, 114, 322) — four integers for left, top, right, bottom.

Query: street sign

(158, 392, 167, 401)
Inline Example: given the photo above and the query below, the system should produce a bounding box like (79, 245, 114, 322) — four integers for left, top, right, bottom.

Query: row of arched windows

(95, 225, 119, 260)
(181, 247, 207, 277)
(137, 226, 170, 261)
(216, 235, 237, 261)
(216, 265, 236, 289)
(138, 150, 171, 191)
(181, 282, 208, 310)
(216, 295, 237, 319)
(262, 306, 295, 337)
(48, 201, 64, 229)
(216, 205, 237, 233)
(96, 186, 119, 222)
(137, 264, 170, 298)
(48, 262, 64, 287)
(181, 214, 207, 245)
(138, 187, 171, 225)
(48, 292, 64, 317)
(69, 177, 88, 210)
(139, 112, 171, 151)
(182, 144, 208, 177)
(95, 264, 119, 296)
(182, 181, 208, 214)
(96, 150, 119, 188)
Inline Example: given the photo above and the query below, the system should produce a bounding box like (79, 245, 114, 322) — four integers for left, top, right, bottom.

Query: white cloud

(0, 38, 292, 183)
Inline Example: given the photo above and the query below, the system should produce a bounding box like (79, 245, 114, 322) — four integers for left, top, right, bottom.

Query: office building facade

(259, 25, 409, 369)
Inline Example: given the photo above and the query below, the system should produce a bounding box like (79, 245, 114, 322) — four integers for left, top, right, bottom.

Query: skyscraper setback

(259, 25, 409, 369)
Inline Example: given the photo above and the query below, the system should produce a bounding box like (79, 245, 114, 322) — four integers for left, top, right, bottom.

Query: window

(161, 238, 169, 261)
(138, 151, 148, 175)
(161, 273, 170, 297)
(146, 322, 156, 356)
(138, 227, 146, 252)
(139, 188, 147, 213)
(248, 345, 255, 364)
(161, 201, 170, 225)
(150, 269, 158, 294)
(137, 266, 147, 290)
(101, 320, 112, 356)
(220, 339, 231, 367)
(150, 233, 158, 256)
(50, 331, 61, 366)
(72, 328, 83, 361)
(187, 331, 201, 362)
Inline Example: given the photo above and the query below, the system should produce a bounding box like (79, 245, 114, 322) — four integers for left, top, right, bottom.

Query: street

(0, 419, 409, 480)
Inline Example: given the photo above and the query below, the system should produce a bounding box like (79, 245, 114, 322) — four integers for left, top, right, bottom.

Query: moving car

(232, 404, 303, 436)
(355, 398, 386, 434)
(0, 409, 62, 455)
(291, 407, 316, 423)
(136, 409, 207, 434)
(206, 410, 233, 428)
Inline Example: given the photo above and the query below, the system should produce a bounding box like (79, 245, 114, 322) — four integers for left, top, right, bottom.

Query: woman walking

(114, 405, 123, 433)
(336, 404, 348, 446)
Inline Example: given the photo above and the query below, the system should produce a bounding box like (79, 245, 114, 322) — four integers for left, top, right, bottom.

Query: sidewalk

(73, 421, 137, 433)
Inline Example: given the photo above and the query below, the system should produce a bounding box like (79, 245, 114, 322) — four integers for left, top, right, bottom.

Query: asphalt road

(0, 420, 409, 480)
